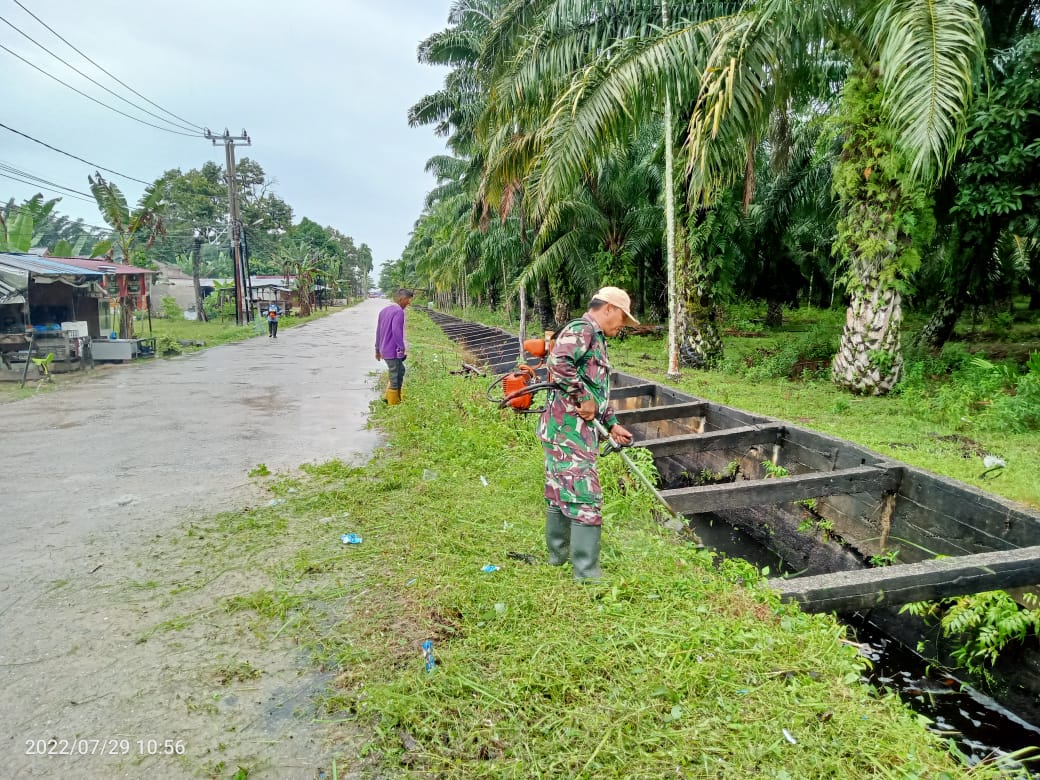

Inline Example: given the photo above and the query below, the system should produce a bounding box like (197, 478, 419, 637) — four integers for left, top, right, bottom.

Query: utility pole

(204, 128, 251, 325)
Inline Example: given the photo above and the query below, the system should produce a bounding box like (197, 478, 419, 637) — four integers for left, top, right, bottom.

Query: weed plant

(903, 592, 1040, 679)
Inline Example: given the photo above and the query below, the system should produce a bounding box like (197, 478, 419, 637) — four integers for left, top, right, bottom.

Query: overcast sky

(0, 0, 452, 266)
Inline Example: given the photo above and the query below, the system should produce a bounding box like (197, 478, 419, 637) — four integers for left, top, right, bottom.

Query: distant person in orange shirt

(267, 305, 280, 338)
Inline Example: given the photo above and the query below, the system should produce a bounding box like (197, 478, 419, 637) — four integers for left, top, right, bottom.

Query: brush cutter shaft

(591, 418, 686, 524)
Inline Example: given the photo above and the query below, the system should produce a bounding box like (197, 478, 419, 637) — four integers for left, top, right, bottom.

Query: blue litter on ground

(422, 639, 435, 672)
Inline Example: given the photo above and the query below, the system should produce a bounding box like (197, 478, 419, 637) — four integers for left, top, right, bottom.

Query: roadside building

(55, 256, 156, 338)
(0, 252, 103, 377)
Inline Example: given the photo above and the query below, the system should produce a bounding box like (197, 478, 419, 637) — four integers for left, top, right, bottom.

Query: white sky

(0, 0, 452, 265)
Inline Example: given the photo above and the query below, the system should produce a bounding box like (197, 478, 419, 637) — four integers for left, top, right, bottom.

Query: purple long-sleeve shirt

(375, 303, 407, 359)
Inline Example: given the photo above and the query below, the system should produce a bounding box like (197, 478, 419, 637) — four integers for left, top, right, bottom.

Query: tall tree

(517, 0, 984, 392)
(917, 30, 1040, 349)
(156, 164, 225, 322)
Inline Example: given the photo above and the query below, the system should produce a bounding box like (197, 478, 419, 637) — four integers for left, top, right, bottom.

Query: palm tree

(518, 0, 985, 392)
(277, 241, 326, 317)
(915, 28, 1040, 349)
(481, 1, 744, 367)
(523, 126, 664, 325)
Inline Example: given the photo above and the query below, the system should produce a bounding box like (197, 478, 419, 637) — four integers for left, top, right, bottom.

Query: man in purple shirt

(375, 288, 413, 405)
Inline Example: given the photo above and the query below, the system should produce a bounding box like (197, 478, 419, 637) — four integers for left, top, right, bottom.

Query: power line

(10, 0, 206, 133)
(0, 160, 93, 197)
(0, 171, 96, 203)
(0, 13, 200, 134)
(0, 121, 152, 185)
(0, 42, 201, 137)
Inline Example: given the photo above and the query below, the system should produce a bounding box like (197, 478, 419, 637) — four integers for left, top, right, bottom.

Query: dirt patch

(931, 433, 988, 458)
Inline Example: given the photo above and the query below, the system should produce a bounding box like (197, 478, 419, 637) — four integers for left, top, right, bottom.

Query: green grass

(137, 312, 1022, 778)
(445, 302, 1039, 509)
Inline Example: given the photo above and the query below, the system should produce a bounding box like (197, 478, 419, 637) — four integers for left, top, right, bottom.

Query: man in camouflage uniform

(537, 287, 638, 580)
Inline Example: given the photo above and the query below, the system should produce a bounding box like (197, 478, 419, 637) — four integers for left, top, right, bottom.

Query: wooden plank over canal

(772, 545, 1040, 612)
(658, 465, 901, 514)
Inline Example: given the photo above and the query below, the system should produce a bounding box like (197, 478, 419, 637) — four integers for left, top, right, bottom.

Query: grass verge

(156, 312, 1018, 778)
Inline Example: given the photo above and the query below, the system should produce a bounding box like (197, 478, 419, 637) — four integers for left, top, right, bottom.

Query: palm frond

(871, 0, 985, 181)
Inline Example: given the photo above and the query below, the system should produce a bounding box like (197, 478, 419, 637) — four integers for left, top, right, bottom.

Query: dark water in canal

(687, 513, 1040, 774)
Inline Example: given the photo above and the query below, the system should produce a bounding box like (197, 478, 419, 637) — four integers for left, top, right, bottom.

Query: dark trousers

(268, 319, 278, 337)
(385, 358, 406, 390)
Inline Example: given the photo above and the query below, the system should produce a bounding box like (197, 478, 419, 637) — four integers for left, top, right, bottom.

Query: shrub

(155, 334, 182, 356)
(161, 296, 184, 320)
(741, 323, 838, 380)
(978, 354, 1040, 432)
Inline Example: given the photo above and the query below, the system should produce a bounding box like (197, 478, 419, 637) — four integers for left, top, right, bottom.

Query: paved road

(0, 300, 388, 778)
(0, 302, 385, 567)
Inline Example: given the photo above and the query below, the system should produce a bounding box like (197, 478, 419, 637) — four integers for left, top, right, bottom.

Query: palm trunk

(831, 273, 904, 393)
(831, 70, 923, 395)
(549, 275, 570, 328)
(916, 225, 1001, 351)
(536, 276, 553, 331)
(916, 294, 962, 352)
(765, 300, 783, 328)
(676, 215, 723, 368)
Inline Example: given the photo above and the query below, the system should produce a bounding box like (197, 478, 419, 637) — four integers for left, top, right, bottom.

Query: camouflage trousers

(540, 415, 602, 527)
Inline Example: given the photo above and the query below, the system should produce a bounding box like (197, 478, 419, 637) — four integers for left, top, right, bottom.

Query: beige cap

(593, 286, 639, 325)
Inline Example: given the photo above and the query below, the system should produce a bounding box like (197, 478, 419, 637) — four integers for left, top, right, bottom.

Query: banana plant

(1, 194, 59, 253)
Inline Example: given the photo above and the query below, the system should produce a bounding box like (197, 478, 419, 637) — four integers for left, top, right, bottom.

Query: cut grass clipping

(193, 312, 1020, 778)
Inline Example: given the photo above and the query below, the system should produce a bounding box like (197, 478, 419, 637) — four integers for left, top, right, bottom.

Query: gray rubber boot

(545, 505, 570, 565)
(570, 522, 603, 581)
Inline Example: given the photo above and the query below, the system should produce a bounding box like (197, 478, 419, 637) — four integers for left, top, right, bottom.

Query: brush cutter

(487, 356, 689, 526)
(484, 334, 558, 413)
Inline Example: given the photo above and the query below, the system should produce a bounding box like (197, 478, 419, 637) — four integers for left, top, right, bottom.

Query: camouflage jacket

(536, 315, 618, 520)
(537, 314, 618, 445)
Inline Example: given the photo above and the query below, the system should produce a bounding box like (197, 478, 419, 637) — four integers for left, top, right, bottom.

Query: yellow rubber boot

(386, 388, 401, 406)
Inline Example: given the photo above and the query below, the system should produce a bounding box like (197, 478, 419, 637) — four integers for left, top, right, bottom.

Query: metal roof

(0, 252, 104, 277)
(53, 256, 156, 276)
(0, 267, 25, 303)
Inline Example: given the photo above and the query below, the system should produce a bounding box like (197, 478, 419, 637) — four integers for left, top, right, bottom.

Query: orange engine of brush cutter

(502, 364, 538, 410)
(522, 338, 549, 359)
